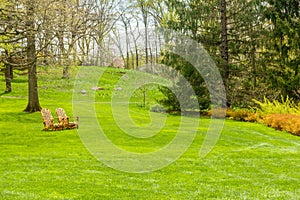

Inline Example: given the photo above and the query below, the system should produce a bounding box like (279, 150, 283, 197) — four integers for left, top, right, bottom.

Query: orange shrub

(245, 112, 261, 123)
(263, 114, 300, 136)
(228, 109, 249, 121)
(206, 108, 261, 122)
(227, 109, 261, 122)
(206, 108, 229, 118)
(207, 107, 300, 136)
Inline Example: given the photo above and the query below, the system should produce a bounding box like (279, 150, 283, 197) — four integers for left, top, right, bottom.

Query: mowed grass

(0, 66, 300, 199)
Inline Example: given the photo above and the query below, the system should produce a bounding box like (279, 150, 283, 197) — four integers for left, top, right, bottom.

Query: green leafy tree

(0, 0, 20, 93)
(1, 0, 43, 112)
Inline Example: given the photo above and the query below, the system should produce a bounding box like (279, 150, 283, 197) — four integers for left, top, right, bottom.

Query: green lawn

(0, 66, 299, 199)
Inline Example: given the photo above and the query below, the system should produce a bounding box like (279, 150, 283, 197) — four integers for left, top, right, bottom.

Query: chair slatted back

(55, 108, 78, 129)
(41, 108, 54, 130)
(56, 108, 69, 126)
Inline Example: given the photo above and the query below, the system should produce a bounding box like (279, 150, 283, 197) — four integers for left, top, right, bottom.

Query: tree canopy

(0, 0, 299, 111)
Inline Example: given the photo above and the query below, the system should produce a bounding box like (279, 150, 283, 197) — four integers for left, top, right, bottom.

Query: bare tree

(137, 0, 149, 64)
(129, 17, 141, 69)
(88, 0, 121, 66)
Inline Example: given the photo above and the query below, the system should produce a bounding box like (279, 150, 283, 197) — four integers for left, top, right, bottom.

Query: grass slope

(0, 66, 299, 199)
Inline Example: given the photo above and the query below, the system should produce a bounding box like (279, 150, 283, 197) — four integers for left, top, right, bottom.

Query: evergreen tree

(261, 0, 300, 99)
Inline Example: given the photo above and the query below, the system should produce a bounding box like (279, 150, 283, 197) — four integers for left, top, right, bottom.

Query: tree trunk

(149, 41, 153, 64)
(24, 0, 41, 112)
(126, 51, 130, 69)
(62, 65, 70, 79)
(144, 18, 148, 64)
(58, 32, 65, 65)
(221, 0, 230, 107)
(43, 32, 50, 65)
(140, 2, 148, 64)
(136, 48, 139, 70)
(5, 63, 13, 93)
(124, 21, 130, 69)
(131, 50, 134, 69)
(221, 0, 229, 80)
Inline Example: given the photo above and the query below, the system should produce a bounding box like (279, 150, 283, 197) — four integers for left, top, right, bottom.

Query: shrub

(206, 108, 229, 118)
(263, 114, 300, 136)
(157, 86, 180, 111)
(206, 96, 300, 137)
(226, 109, 261, 122)
(253, 96, 300, 116)
(244, 112, 261, 123)
(228, 109, 250, 121)
(150, 104, 166, 113)
(206, 108, 261, 122)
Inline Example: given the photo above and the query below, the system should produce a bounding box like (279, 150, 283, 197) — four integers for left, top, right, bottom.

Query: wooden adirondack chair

(41, 108, 63, 131)
(55, 108, 78, 129)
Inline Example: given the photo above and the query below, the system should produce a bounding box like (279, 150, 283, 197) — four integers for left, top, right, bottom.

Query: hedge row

(207, 108, 300, 136)
(263, 114, 300, 136)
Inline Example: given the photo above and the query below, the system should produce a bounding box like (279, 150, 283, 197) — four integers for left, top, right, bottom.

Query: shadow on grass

(0, 90, 27, 99)
(12, 79, 27, 83)
(0, 92, 7, 96)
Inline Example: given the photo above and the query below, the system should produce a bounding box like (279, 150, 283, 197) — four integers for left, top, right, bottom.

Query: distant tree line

(0, 0, 299, 112)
